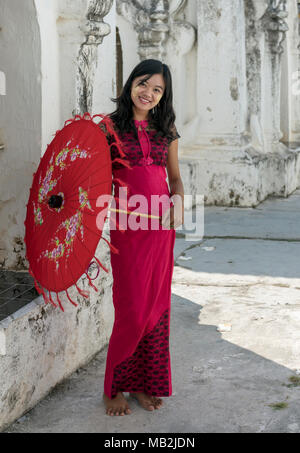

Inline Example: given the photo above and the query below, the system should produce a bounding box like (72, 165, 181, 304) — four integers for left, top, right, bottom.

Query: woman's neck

(132, 106, 149, 122)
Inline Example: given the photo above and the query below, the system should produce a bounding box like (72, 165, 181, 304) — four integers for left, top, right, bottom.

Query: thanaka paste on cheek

(132, 86, 140, 97)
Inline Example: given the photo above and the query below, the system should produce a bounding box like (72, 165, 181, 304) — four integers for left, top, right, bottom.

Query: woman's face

(131, 73, 165, 114)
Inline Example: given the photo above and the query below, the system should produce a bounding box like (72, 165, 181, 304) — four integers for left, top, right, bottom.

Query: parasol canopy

(24, 113, 131, 311)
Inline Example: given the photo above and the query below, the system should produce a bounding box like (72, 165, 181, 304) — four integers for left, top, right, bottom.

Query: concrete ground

(5, 189, 300, 433)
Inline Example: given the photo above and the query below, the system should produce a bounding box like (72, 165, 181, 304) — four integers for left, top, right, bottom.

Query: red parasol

(24, 112, 132, 311)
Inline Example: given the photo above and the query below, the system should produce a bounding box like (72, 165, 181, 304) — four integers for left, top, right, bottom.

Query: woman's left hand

(159, 196, 184, 229)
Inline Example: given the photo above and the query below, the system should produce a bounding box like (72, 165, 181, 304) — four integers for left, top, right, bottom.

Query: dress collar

(134, 119, 149, 128)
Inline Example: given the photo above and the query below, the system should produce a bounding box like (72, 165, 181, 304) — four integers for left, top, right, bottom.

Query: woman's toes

(152, 397, 163, 409)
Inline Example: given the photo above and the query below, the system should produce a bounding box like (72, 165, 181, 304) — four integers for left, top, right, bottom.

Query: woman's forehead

(134, 73, 165, 89)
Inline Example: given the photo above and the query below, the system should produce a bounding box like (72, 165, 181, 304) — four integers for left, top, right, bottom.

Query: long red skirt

(103, 165, 176, 399)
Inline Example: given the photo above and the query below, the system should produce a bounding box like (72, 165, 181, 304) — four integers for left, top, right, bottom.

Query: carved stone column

(117, 0, 195, 62)
(280, 0, 300, 144)
(195, 0, 248, 148)
(76, 0, 114, 114)
(260, 0, 288, 147)
(117, 0, 169, 60)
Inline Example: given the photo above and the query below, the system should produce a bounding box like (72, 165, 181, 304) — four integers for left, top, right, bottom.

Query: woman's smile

(138, 96, 151, 105)
(131, 73, 165, 116)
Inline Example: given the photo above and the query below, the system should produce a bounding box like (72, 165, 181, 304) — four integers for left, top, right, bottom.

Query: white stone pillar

(0, 71, 6, 96)
(195, 0, 248, 148)
(260, 0, 288, 149)
(280, 0, 300, 144)
(57, 0, 114, 120)
(166, 1, 196, 128)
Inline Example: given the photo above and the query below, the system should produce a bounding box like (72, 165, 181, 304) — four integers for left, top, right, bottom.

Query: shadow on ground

(4, 293, 300, 433)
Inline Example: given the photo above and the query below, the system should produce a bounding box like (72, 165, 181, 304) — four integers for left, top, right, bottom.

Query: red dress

(104, 119, 180, 399)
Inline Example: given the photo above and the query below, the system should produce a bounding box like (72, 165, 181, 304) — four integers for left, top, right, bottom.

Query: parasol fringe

(29, 268, 43, 296)
(61, 111, 131, 170)
(82, 112, 93, 121)
(75, 282, 90, 299)
(108, 213, 126, 234)
(28, 269, 52, 307)
(85, 272, 98, 291)
(63, 119, 74, 127)
(101, 235, 120, 255)
(63, 113, 92, 128)
(91, 113, 106, 122)
(93, 255, 109, 273)
(97, 115, 128, 159)
(34, 280, 43, 295)
(56, 292, 65, 312)
(39, 285, 51, 306)
(65, 288, 78, 307)
(48, 291, 58, 308)
(112, 177, 129, 188)
(112, 157, 132, 169)
(109, 142, 126, 158)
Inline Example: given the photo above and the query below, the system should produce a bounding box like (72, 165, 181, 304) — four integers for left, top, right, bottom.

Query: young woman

(102, 59, 184, 416)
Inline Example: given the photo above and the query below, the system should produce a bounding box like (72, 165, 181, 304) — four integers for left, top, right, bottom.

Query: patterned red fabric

(103, 119, 178, 399)
(109, 123, 180, 170)
(111, 309, 171, 398)
(110, 130, 169, 170)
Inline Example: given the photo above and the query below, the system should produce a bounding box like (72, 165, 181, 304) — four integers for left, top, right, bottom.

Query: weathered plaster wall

(195, 0, 248, 147)
(93, 2, 117, 115)
(280, 0, 300, 144)
(116, 9, 139, 88)
(0, 0, 42, 269)
(34, 0, 61, 155)
(0, 1, 116, 430)
(0, 0, 117, 269)
(0, 235, 114, 432)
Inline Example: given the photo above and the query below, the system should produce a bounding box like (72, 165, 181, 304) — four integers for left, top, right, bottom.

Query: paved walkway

(5, 190, 300, 433)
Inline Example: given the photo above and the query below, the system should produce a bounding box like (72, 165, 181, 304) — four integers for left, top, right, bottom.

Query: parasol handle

(108, 207, 160, 219)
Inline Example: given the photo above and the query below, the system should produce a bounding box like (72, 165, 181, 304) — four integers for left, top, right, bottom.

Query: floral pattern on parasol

(24, 112, 132, 311)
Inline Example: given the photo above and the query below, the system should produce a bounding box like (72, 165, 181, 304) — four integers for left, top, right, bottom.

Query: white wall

(0, 71, 5, 96)
(116, 11, 139, 89)
(280, 0, 300, 143)
(34, 0, 60, 155)
(0, 0, 42, 268)
(93, 1, 118, 115)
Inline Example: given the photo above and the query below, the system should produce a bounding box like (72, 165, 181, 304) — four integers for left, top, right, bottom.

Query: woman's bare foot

(129, 392, 163, 411)
(103, 392, 132, 416)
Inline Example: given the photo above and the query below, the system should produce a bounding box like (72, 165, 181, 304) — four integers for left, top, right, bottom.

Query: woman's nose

(143, 87, 152, 98)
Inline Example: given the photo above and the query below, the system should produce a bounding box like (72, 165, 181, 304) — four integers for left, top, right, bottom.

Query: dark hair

(109, 59, 177, 141)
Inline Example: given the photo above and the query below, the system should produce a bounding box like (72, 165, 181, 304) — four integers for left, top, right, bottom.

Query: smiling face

(131, 73, 165, 118)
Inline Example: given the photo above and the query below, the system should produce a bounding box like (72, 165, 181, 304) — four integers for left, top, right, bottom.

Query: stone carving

(117, 0, 193, 60)
(76, 0, 113, 114)
(261, 0, 288, 54)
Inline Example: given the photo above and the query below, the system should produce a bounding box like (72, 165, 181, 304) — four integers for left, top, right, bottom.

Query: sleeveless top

(106, 120, 180, 170)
